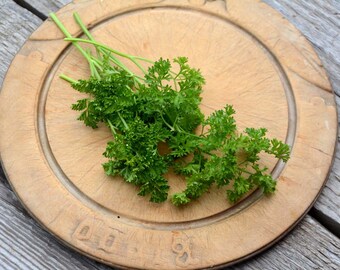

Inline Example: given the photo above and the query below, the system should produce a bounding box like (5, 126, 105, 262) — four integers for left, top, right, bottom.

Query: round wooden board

(0, 0, 337, 269)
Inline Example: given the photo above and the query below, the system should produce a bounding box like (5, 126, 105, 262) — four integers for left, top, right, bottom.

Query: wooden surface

(0, 0, 339, 269)
(264, 0, 340, 235)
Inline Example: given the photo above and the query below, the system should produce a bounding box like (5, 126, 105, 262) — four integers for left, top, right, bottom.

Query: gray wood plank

(0, 181, 113, 270)
(262, 0, 340, 236)
(21, 0, 340, 232)
(311, 143, 340, 238)
(1, 177, 339, 270)
(0, 0, 339, 269)
(0, 0, 42, 86)
(0, 2, 114, 269)
(0, 0, 39, 188)
(0, 0, 42, 191)
(263, 0, 340, 95)
(0, 2, 111, 269)
(233, 215, 340, 270)
(22, 0, 71, 14)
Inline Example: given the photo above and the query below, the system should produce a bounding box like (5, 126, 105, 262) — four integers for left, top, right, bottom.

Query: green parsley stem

(64, 38, 136, 59)
(118, 112, 129, 130)
(74, 13, 123, 70)
(53, 12, 180, 88)
(90, 57, 103, 71)
(133, 56, 154, 63)
(160, 114, 175, 131)
(50, 12, 291, 206)
(73, 12, 95, 40)
(73, 14, 135, 78)
(107, 120, 117, 135)
(60, 74, 78, 84)
(64, 38, 149, 74)
(50, 13, 100, 79)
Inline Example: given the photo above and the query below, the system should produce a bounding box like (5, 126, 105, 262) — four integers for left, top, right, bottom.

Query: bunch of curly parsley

(51, 13, 290, 206)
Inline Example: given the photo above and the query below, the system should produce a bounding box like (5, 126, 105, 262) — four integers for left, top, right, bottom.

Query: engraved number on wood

(73, 219, 93, 240)
(172, 234, 199, 267)
(73, 219, 123, 254)
(98, 229, 120, 254)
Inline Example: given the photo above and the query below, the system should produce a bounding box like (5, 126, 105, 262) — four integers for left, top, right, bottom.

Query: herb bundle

(50, 13, 290, 206)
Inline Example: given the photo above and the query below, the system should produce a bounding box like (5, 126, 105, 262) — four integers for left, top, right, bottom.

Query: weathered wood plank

(263, 0, 340, 236)
(0, 2, 104, 269)
(2, 0, 337, 268)
(23, 0, 71, 14)
(0, 3, 110, 269)
(0, 181, 113, 270)
(0, 2, 96, 269)
(23, 0, 340, 90)
(0, 0, 339, 269)
(20, 0, 340, 232)
(0, 1, 42, 190)
(1, 177, 339, 269)
(22, 0, 340, 91)
(263, 0, 340, 95)
(233, 216, 340, 270)
(311, 143, 340, 238)
(0, 0, 42, 86)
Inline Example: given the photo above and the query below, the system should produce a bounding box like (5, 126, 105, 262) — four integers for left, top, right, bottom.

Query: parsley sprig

(50, 13, 290, 205)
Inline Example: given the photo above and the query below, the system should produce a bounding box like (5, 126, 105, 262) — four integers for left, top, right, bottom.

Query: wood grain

(44, 6, 290, 223)
(1, 175, 339, 269)
(24, 0, 71, 14)
(0, 0, 42, 86)
(1, 0, 339, 269)
(21, 0, 340, 232)
(0, 0, 337, 269)
(0, 0, 42, 192)
(0, 181, 113, 270)
(232, 216, 340, 270)
(264, 0, 340, 94)
(264, 0, 340, 235)
(0, 4, 109, 270)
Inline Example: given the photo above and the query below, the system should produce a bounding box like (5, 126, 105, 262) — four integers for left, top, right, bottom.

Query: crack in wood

(12, 0, 47, 20)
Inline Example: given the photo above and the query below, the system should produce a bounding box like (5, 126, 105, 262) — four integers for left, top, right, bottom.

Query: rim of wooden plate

(0, 0, 337, 269)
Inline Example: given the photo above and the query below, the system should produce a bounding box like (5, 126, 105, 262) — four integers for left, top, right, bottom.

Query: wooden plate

(0, 0, 337, 269)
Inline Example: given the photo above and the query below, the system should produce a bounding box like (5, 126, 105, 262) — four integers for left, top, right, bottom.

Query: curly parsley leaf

(51, 12, 291, 205)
